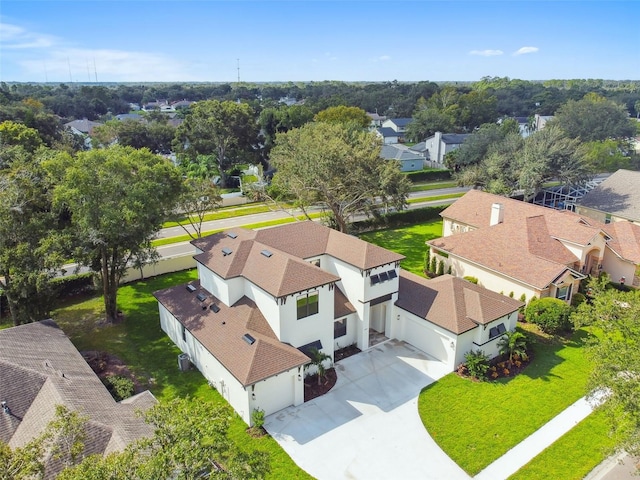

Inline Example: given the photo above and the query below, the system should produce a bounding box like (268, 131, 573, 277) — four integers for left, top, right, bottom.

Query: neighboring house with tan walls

(428, 190, 640, 301)
(576, 169, 640, 226)
(154, 221, 522, 425)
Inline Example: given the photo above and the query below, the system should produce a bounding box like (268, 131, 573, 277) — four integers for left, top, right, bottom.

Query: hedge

(404, 169, 452, 183)
(350, 205, 447, 234)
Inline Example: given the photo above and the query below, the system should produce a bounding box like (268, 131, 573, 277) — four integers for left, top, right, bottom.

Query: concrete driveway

(264, 339, 470, 480)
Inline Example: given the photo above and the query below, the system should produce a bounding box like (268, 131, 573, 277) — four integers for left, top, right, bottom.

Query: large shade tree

(0, 146, 65, 325)
(572, 275, 640, 455)
(270, 122, 410, 232)
(173, 99, 258, 186)
(49, 145, 183, 323)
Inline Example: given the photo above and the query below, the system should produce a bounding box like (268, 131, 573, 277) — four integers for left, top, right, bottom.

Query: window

(556, 284, 572, 301)
(334, 319, 347, 338)
(489, 323, 506, 340)
(297, 292, 319, 319)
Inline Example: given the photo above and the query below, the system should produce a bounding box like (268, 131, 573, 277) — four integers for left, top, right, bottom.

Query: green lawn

(508, 409, 617, 480)
(407, 193, 463, 204)
(409, 181, 457, 192)
(51, 271, 313, 480)
(418, 327, 594, 476)
(360, 220, 442, 276)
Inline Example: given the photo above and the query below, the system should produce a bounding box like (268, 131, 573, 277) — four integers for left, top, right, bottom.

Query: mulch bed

(334, 344, 361, 362)
(81, 350, 146, 393)
(457, 352, 533, 381)
(304, 368, 337, 402)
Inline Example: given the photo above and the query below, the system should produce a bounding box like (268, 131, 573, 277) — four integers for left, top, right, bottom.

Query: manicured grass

(51, 271, 313, 480)
(508, 409, 616, 480)
(162, 202, 294, 228)
(407, 192, 463, 204)
(409, 181, 457, 192)
(152, 213, 324, 247)
(418, 327, 594, 476)
(360, 220, 442, 276)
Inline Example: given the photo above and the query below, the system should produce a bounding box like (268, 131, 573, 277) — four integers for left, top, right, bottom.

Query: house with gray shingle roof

(380, 144, 425, 171)
(0, 320, 155, 479)
(154, 221, 522, 425)
(429, 190, 640, 300)
(576, 169, 640, 226)
(423, 131, 471, 166)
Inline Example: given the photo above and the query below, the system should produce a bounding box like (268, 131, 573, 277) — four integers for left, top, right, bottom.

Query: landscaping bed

(304, 367, 337, 402)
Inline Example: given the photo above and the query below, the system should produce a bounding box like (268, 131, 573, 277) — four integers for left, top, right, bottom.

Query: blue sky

(1, 1, 638, 83)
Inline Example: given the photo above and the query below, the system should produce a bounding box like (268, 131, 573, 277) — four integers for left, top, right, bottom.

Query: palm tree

(307, 347, 332, 386)
(497, 330, 528, 369)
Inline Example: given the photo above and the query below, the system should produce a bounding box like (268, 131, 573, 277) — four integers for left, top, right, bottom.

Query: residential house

(576, 169, 640, 226)
(154, 221, 522, 424)
(376, 127, 400, 145)
(423, 132, 471, 166)
(380, 118, 412, 142)
(367, 112, 386, 129)
(428, 190, 640, 302)
(380, 144, 425, 172)
(533, 114, 553, 131)
(115, 113, 145, 122)
(0, 320, 156, 479)
(64, 118, 103, 135)
(171, 99, 194, 110)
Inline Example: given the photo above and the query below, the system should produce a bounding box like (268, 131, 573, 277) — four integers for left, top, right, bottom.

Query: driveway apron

(264, 339, 470, 480)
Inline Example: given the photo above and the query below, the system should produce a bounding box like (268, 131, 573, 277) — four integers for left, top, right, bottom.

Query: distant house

(0, 320, 156, 479)
(367, 112, 386, 128)
(429, 190, 640, 298)
(382, 118, 412, 136)
(154, 221, 522, 425)
(115, 113, 144, 122)
(376, 127, 400, 145)
(576, 169, 640, 226)
(171, 100, 194, 110)
(423, 132, 471, 166)
(64, 118, 103, 135)
(380, 144, 425, 171)
(534, 114, 553, 131)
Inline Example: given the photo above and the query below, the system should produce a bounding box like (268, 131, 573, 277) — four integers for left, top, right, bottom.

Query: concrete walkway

(266, 341, 604, 480)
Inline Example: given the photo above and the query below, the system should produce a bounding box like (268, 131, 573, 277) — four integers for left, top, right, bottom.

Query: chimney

(490, 203, 504, 226)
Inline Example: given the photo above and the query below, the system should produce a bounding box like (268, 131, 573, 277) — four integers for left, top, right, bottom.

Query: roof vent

(222, 247, 233, 256)
(261, 249, 273, 258)
(1, 401, 10, 415)
(242, 333, 256, 345)
(196, 292, 207, 302)
(186, 284, 197, 292)
(226, 232, 238, 239)
(210, 304, 220, 313)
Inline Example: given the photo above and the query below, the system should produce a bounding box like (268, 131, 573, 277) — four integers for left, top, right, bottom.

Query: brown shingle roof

(396, 272, 523, 334)
(0, 320, 155, 478)
(602, 221, 640, 264)
(153, 282, 309, 386)
(334, 286, 356, 318)
(254, 221, 405, 271)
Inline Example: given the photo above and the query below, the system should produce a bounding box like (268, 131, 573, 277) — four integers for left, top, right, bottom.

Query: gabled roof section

(154, 282, 309, 386)
(0, 320, 155, 473)
(381, 144, 424, 161)
(602, 220, 640, 264)
(396, 272, 523, 334)
(578, 169, 640, 222)
(441, 189, 604, 246)
(334, 286, 356, 318)
(255, 221, 404, 271)
(441, 133, 471, 144)
(377, 127, 399, 138)
(194, 228, 340, 298)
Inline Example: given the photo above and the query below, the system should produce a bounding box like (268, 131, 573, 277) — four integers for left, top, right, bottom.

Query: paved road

(157, 186, 469, 240)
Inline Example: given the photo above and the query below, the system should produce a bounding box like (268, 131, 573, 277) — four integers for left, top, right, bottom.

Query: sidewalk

(474, 396, 599, 480)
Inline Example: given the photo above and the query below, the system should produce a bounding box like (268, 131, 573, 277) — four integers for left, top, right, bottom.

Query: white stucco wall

(396, 310, 457, 370)
(333, 312, 358, 351)
(159, 304, 301, 425)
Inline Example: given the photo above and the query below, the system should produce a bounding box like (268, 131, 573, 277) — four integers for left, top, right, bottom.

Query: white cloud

(378, 55, 391, 61)
(324, 52, 338, 61)
(20, 47, 199, 82)
(513, 46, 539, 56)
(0, 22, 55, 49)
(469, 49, 503, 57)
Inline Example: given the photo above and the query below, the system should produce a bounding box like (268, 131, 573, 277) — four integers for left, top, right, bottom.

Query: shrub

(463, 276, 479, 284)
(251, 407, 265, 429)
(437, 260, 445, 276)
(102, 375, 135, 401)
(430, 256, 437, 274)
(571, 292, 586, 307)
(525, 297, 573, 334)
(519, 293, 527, 313)
(424, 246, 431, 272)
(404, 169, 452, 183)
(464, 350, 490, 380)
(509, 291, 515, 298)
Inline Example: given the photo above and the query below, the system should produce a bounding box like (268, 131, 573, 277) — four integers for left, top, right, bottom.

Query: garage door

(401, 315, 451, 368)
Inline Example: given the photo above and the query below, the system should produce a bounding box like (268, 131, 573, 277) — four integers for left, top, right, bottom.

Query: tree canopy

(314, 105, 371, 128)
(572, 275, 640, 455)
(173, 100, 258, 186)
(48, 145, 183, 323)
(270, 122, 410, 232)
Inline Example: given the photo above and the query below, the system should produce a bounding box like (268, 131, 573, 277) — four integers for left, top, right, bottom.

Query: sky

(1, 1, 639, 83)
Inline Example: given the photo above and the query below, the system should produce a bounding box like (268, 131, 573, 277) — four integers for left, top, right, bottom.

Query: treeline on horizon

(2, 77, 639, 122)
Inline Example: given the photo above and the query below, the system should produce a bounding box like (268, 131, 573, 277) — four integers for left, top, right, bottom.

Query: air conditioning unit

(178, 353, 191, 371)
